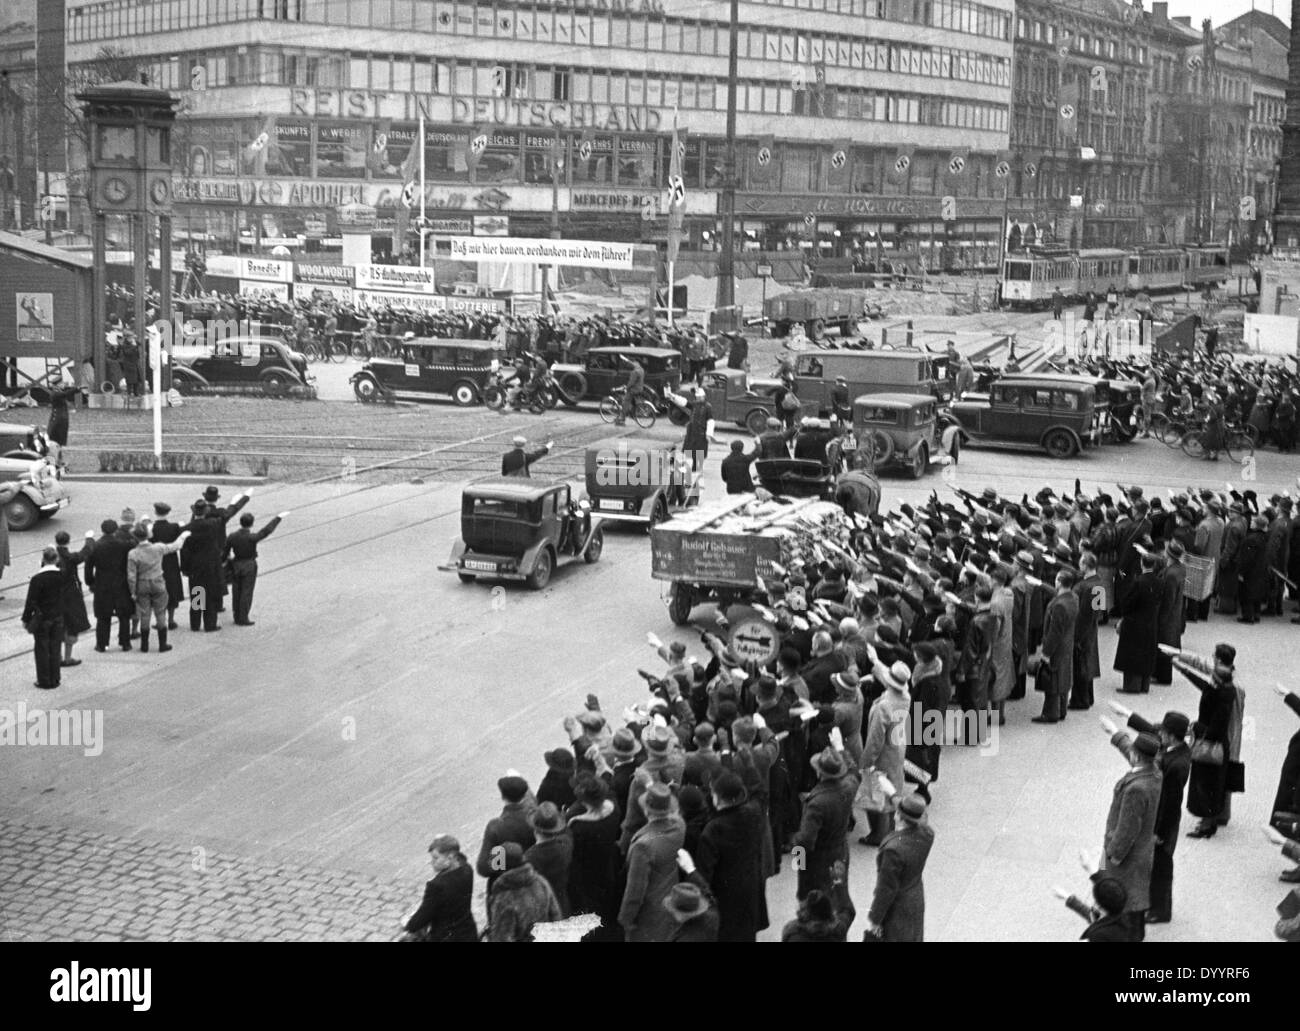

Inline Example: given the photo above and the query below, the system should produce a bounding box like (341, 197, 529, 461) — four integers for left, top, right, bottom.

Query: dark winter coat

(792, 777, 853, 898)
(84, 531, 135, 616)
(565, 804, 623, 930)
(57, 539, 93, 635)
(405, 861, 477, 942)
(696, 801, 770, 942)
(867, 821, 934, 942)
(1156, 559, 1185, 648)
(1073, 574, 1102, 682)
(1039, 589, 1078, 699)
(1236, 529, 1269, 604)
(486, 863, 562, 941)
(1112, 571, 1160, 676)
(1102, 760, 1161, 913)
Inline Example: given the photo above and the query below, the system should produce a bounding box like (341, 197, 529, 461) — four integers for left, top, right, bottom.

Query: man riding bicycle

(616, 355, 647, 426)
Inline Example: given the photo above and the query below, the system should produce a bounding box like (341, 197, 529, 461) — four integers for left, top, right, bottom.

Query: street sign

(727, 611, 780, 665)
(756, 263, 773, 277)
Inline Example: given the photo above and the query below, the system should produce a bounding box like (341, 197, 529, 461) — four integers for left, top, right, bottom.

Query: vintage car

(699, 368, 790, 435)
(851, 393, 940, 480)
(787, 348, 946, 413)
(1024, 370, 1140, 442)
(949, 374, 1104, 458)
(0, 422, 69, 531)
(581, 437, 701, 529)
(170, 335, 315, 397)
(443, 478, 604, 590)
(551, 346, 683, 406)
(351, 338, 505, 405)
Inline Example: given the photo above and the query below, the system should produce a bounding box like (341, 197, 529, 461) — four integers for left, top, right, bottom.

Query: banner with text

(448, 236, 634, 268)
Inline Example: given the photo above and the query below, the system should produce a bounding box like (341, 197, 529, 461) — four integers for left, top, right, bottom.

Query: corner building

(65, 0, 1013, 270)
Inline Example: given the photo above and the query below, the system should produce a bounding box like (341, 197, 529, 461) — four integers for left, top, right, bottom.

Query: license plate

(462, 560, 496, 571)
(598, 499, 624, 511)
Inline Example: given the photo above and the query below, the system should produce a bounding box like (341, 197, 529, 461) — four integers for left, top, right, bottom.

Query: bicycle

(599, 387, 657, 429)
(1180, 427, 1254, 462)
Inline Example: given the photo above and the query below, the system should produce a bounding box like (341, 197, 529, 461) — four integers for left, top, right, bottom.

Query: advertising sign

(354, 263, 437, 293)
(16, 293, 54, 343)
(448, 236, 634, 268)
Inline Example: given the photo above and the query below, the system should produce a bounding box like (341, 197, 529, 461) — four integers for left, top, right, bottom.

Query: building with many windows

(63, 0, 1015, 271)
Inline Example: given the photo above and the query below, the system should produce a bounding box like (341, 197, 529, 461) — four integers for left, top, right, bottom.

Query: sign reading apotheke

(355, 263, 437, 293)
(449, 236, 634, 269)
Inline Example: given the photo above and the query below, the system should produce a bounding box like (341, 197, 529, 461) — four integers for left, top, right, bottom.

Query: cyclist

(615, 354, 646, 426)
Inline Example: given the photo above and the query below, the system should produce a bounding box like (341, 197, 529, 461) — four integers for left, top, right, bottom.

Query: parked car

(351, 338, 505, 405)
(851, 393, 940, 480)
(443, 478, 604, 590)
(170, 335, 315, 397)
(787, 348, 946, 414)
(0, 459, 69, 531)
(0, 421, 50, 462)
(699, 368, 790, 435)
(581, 437, 700, 530)
(948, 374, 1104, 458)
(551, 346, 683, 407)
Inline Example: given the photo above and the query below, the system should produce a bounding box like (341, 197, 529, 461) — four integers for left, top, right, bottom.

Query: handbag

(1190, 737, 1225, 766)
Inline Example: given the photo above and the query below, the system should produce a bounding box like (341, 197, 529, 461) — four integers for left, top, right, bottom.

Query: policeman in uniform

(502, 435, 553, 477)
(225, 510, 288, 626)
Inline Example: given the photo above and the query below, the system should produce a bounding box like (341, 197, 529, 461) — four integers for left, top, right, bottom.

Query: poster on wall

(16, 292, 54, 342)
(317, 124, 369, 179)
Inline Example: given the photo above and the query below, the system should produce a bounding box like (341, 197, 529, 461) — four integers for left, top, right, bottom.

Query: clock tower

(77, 81, 179, 394)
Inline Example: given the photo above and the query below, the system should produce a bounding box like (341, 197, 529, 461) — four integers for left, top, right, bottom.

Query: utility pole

(714, 0, 739, 317)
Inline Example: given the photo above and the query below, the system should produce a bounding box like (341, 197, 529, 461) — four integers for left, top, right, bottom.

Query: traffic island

(96, 452, 271, 478)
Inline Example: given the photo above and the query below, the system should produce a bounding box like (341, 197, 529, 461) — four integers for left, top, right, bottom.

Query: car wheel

(457, 573, 476, 584)
(4, 493, 39, 532)
(526, 548, 554, 590)
(261, 372, 287, 396)
(172, 375, 194, 396)
(646, 497, 668, 534)
(558, 372, 586, 405)
(1043, 428, 1078, 458)
(353, 375, 380, 403)
(584, 526, 604, 563)
(451, 381, 479, 407)
(909, 442, 928, 480)
(668, 582, 694, 625)
(745, 408, 769, 436)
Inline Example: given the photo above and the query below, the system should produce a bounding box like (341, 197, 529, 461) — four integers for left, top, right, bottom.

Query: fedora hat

(878, 661, 911, 693)
(642, 781, 674, 816)
(832, 669, 860, 696)
(662, 882, 711, 922)
(643, 724, 674, 755)
(611, 728, 643, 758)
(529, 802, 567, 836)
(810, 747, 846, 779)
(544, 748, 575, 774)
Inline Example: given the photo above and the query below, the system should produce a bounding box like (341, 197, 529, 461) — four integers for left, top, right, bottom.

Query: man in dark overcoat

(1033, 570, 1078, 724)
(1114, 550, 1161, 694)
(1153, 542, 1186, 683)
(695, 772, 769, 942)
(84, 518, 136, 651)
(864, 794, 935, 942)
(1099, 728, 1162, 941)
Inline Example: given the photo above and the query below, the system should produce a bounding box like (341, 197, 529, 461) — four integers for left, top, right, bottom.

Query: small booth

(0, 232, 94, 395)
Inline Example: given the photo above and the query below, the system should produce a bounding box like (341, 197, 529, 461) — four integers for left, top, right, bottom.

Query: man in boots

(126, 524, 190, 652)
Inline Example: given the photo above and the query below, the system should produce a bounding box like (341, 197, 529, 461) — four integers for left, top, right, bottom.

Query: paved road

(1, 421, 1297, 941)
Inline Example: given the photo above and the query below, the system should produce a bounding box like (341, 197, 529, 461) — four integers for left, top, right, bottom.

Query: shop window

(572, 135, 613, 184)
(617, 137, 658, 187)
(426, 127, 466, 178)
(476, 130, 521, 183)
(781, 145, 816, 191)
(316, 123, 367, 178)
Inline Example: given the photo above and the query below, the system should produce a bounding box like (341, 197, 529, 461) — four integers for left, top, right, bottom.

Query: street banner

(887, 144, 915, 185)
(751, 134, 776, 185)
(1021, 150, 1043, 180)
(943, 147, 970, 189)
(1058, 78, 1080, 140)
(826, 138, 851, 189)
(447, 236, 635, 269)
(666, 124, 687, 264)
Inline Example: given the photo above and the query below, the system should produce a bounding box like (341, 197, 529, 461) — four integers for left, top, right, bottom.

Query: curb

(67, 474, 268, 485)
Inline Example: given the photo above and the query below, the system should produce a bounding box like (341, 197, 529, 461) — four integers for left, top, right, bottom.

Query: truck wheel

(584, 526, 604, 563)
(526, 548, 554, 590)
(669, 582, 694, 625)
(745, 408, 770, 436)
(1043, 428, 1079, 458)
(451, 380, 479, 407)
(646, 496, 668, 534)
(909, 442, 928, 480)
(3, 493, 39, 531)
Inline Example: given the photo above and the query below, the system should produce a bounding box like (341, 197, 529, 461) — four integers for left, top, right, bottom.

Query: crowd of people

(15, 486, 287, 690)
(396, 478, 1300, 941)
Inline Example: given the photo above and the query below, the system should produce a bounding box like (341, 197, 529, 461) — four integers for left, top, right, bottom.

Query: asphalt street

(2, 403, 1298, 941)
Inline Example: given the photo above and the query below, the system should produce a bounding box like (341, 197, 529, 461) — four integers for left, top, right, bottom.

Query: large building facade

(63, 0, 1015, 272)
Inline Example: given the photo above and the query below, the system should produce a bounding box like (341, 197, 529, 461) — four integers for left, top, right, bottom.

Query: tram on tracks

(1000, 243, 1230, 308)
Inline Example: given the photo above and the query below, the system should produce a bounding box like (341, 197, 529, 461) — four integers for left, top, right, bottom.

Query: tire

(583, 526, 604, 563)
(3, 492, 39, 532)
(869, 430, 895, 466)
(668, 582, 694, 625)
(1225, 432, 1255, 463)
(745, 408, 770, 436)
(528, 388, 554, 415)
(484, 385, 506, 411)
(646, 496, 668, 534)
(807, 318, 826, 340)
(353, 375, 381, 403)
(633, 399, 657, 429)
(172, 374, 195, 396)
(303, 342, 322, 363)
(1043, 428, 1078, 458)
(457, 573, 476, 584)
(330, 342, 349, 363)
(1181, 433, 1206, 459)
(451, 380, 479, 407)
(908, 441, 928, 480)
(350, 341, 368, 359)
(599, 395, 620, 423)
(1158, 420, 1185, 447)
(558, 372, 586, 405)
(261, 372, 288, 396)
(526, 548, 553, 590)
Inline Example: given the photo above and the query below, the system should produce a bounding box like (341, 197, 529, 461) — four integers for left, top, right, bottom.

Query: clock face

(150, 178, 169, 204)
(103, 176, 132, 204)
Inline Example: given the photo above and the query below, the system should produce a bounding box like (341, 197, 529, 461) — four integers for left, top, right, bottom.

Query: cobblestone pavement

(0, 814, 408, 943)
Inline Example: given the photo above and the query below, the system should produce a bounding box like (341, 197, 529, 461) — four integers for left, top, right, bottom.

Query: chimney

(1151, 1, 1167, 21)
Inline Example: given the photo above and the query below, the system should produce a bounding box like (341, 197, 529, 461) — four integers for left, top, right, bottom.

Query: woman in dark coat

(905, 641, 949, 795)
(46, 382, 77, 470)
(1176, 645, 1239, 839)
(1114, 554, 1161, 694)
(564, 773, 624, 941)
(55, 530, 93, 667)
(1235, 516, 1269, 623)
(402, 835, 477, 942)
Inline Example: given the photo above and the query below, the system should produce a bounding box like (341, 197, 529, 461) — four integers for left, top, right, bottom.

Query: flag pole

(417, 117, 426, 268)
(667, 107, 678, 329)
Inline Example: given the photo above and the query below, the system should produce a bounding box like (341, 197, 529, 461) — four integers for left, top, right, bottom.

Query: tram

(1000, 243, 1230, 308)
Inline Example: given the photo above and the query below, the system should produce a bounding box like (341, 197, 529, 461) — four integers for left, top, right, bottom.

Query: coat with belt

(83, 531, 136, 616)
(696, 801, 770, 942)
(867, 821, 935, 942)
(1102, 762, 1162, 912)
(57, 539, 93, 635)
(1073, 574, 1102, 682)
(1113, 571, 1160, 676)
(989, 585, 1016, 703)
(1039, 589, 1078, 699)
(404, 861, 477, 942)
(860, 682, 910, 813)
(956, 605, 999, 687)
(618, 814, 686, 942)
